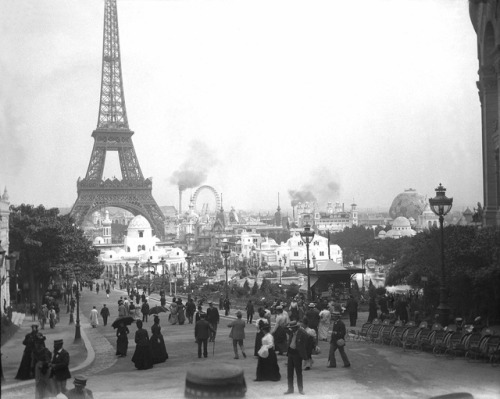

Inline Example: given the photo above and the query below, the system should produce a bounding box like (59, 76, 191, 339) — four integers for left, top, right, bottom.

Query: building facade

(0, 188, 10, 313)
(470, 1, 500, 226)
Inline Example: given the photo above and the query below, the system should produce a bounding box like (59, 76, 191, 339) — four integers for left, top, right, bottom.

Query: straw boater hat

(308, 303, 316, 308)
(332, 311, 341, 317)
(73, 375, 87, 386)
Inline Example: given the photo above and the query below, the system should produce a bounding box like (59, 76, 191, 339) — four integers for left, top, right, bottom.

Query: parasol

(111, 316, 135, 329)
(149, 306, 167, 315)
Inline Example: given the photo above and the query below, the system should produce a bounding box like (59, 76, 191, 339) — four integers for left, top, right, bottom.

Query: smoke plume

(289, 166, 341, 207)
(288, 190, 317, 207)
(170, 140, 218, 190)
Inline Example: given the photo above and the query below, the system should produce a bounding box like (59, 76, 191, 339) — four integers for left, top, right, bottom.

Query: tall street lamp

(159, 257, 166, 295)
(185, 254, 192, 288)
(146, 259, 152, 295)
(278, 258, 282, 286)
(429, 183, 453, 327)
(300, 224, 315, 302)
(73, 266, 82, 342)
(221, 242, 231, 299)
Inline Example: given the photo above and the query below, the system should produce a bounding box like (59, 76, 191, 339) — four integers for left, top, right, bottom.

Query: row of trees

(330, 224, 500, 322)
(385, 225, 500, 322)
(9, 204, 103, 306)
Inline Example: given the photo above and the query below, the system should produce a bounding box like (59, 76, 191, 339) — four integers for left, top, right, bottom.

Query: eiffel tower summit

(70, 0, 164, 238)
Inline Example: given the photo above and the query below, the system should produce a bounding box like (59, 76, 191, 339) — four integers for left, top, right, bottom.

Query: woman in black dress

(131, 320, 153, 370)
(15, 324, 39, 380)
(255, 323, 281, 382)
(177, 299, 186, 325)
(116, 321, 129, 357)
(254, 310, 267, 356)
(150, 316, 168, 364)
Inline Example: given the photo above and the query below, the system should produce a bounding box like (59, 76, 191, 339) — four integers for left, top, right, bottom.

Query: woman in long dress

(15, 325, 39, 380)
(89, 306, 99, 328)
(177, 299, 186, 325)
(318, 308, 331, 341)
(116, 322, 129, 357)
(254, 310, 268, 356)
(131, 320, 153, 370)
(169, 301, 178, 325)
(255, 323, 280, 381)
(150, 316, 168, 364)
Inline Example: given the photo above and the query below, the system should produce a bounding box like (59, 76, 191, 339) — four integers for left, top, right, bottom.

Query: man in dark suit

(50, 339, 71, 394)
(206, 301, 219, 342)
(245, 300, 254, 324)
(305, 303, 320, 337)
(194, 313, 215, 358)
(328, 311, 350, 368)
(100, 304, 110, 326)
(346, 295, 359, 327)
(285, 320, 308, 395)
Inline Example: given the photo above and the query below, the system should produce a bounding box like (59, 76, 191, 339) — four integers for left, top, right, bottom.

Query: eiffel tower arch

(70, 0, 164, 238)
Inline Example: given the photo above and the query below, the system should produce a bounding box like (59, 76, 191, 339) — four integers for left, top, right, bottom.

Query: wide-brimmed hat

(276, 306, 283, 310)
(308, 303, 316, 308)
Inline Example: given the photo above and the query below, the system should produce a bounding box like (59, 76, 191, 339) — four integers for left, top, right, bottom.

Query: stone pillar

(478, 63, 500, 226)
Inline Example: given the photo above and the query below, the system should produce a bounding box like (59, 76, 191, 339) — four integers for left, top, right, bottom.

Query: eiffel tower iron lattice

(70, 0, 164, 238)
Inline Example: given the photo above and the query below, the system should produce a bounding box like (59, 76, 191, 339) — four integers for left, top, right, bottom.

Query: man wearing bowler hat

(206, 301, 219, 342)
(66, 375, 94, 399)
(328, 311, 350, 368)
(50, 339, 71, 394)
(284, 320, 308, 395)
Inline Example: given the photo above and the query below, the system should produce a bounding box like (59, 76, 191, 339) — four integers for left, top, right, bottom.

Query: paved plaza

(2, 286, 499, 399)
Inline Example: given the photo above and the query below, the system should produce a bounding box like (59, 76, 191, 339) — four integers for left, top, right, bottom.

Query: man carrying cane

(206, 301, 219, 342)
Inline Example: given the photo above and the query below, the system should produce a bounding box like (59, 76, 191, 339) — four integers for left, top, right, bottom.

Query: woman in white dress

(318, 308, 331, 341)
(255, 322, 281, 381)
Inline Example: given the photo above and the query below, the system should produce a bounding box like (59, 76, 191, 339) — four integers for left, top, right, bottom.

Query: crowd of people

(14, 323, 92, 398)
(10, 281, 358, 397)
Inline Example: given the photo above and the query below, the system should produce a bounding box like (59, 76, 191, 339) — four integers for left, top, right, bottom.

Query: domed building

(417, 203, 439, 231)
(124, 215, 160, 253)
(389, 188, 427, 220)
(384, 216, 417, 239)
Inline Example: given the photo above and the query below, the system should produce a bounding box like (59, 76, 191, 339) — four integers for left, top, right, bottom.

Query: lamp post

(73, 266, 81, 342)
(278, 258, 282, 286)
(159, 257, 166, 294)
(146, 259, 152, 295)
(185, 254, 192, 288)
(429, 183, 453, 327)
(300, 224, 315, 302)
(221, 242, 231, 299)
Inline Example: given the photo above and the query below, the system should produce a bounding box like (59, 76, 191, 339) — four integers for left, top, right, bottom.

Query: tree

(251, 280, 259, 295)
(386, 226, 500, 322)
(9, 204, 101, 305)
(330, 225, 406, 264)
(259, 278, 271, 294)
(243, 279, 250, 293)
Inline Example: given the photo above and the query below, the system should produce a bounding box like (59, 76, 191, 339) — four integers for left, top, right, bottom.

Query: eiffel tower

(70, 0, 164, 238)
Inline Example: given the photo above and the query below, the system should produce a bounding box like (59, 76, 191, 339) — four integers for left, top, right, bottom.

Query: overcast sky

(0, 0, 482, 215)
